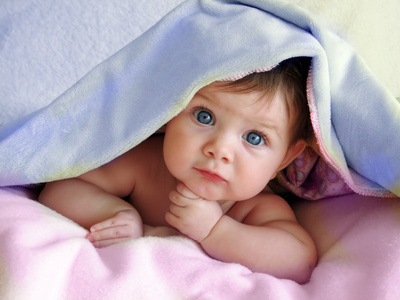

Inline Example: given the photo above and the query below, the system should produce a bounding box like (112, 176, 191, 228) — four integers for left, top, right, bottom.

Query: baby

(39, 57, 317, 283)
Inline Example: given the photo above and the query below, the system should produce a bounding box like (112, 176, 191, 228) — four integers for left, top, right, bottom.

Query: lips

(195, 168, 227, 183)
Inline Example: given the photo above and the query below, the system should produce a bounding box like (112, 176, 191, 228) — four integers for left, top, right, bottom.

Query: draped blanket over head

(2, 1, 400, 299)
(0, 0, 399, 200)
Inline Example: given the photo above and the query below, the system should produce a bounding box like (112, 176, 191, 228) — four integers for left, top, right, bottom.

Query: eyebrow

(196, 89, 282, 139)
(196, 90, 213, 102)
(255, 120, 281, 140)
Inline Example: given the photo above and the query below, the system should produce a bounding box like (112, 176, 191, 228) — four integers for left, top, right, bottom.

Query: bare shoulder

(227, 189, 297, 226)
(78, 135, 165, 197)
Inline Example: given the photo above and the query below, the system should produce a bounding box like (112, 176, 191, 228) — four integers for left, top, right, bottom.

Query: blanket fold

(0, 0, 399, 199)
(1, 187, 400, 299)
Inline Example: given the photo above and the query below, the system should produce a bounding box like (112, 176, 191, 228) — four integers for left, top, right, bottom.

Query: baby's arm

(201, 194, 317, 283)
(38, 150, 143, 247)
(166, 184, 317, 283)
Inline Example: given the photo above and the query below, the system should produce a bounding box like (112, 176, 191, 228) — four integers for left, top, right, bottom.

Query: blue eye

(243, 131, 265, 146)
(194, 109, 214, 125)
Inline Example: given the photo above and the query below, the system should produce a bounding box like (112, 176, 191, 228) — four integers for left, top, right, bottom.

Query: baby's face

(163, 82, 295, 201)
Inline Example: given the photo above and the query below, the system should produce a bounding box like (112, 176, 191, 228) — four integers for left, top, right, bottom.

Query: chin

(184, 180, 225, 201)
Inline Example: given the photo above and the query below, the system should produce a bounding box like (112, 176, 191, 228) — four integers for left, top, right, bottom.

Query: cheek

(163, 122, 195, 176)
(163, 135, 182, 175)
(233, 157, 276, 197)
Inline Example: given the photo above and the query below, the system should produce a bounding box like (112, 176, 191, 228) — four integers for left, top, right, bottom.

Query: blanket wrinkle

(276, 141, 355, 200)
(1, 0, 399, 200)
(1, 0, 400, 297)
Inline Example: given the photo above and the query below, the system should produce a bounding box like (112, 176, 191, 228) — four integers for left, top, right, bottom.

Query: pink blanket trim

(276, 66, 396, 200)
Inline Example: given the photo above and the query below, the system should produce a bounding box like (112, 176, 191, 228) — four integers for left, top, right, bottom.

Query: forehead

(196, 82, 290, 124)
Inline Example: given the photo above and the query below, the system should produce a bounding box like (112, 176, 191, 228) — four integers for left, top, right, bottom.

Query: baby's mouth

(195, 168, 227, 183)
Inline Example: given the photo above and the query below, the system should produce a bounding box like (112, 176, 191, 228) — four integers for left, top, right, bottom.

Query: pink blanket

(1, 186, 399, 299)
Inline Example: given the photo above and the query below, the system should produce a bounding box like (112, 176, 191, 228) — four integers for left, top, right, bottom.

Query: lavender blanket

(1, 0, 399, 198)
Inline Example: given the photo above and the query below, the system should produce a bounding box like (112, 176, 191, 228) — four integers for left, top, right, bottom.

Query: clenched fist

(165, 182, 223, 242)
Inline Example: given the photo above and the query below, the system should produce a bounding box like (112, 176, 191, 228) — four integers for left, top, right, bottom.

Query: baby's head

(163, 57, 312, 201)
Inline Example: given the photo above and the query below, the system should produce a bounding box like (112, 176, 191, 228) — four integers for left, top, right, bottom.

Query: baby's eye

(242, 131, 266, 146)
(193, 109, 214, 125)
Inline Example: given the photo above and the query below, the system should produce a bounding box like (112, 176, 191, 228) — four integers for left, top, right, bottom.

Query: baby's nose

(203, 135, 234, 163)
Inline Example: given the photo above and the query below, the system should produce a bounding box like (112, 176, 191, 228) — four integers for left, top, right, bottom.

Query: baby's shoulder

(125, 134, 164, 158)
(79, 135, 166, 197)
(127, 134, 173, 186)
(229, 192, 296, 225)
(112, 135, 164, 173)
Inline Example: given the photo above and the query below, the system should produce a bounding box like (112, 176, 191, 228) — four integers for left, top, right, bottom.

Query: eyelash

(192, 105, 212, 115)
(191, 105, 214, 122)
(190, 105, 269, 146)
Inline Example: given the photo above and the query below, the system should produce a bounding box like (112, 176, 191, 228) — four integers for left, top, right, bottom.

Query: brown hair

(217, 57, 312, 147)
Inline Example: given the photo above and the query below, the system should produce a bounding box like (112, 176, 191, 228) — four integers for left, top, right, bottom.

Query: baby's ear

(278, 139, 307, 171)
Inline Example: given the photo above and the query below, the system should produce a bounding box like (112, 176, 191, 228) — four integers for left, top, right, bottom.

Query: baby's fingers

(165, 210, 180, 230)
(176, 182, 201, 199)
(89, 224, 132, 239)
(169, 190, 187, 206)
(90, 218, 120, 233)
(87, 224, 142, 247)
(89, 211, 134, 232)
(87, 235, 131, 248)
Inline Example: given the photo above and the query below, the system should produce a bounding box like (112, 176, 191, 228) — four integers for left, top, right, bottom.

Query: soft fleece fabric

(0, 0, 399, 199)
(1, 187, 400, 299)
(1, 0, 400, 299)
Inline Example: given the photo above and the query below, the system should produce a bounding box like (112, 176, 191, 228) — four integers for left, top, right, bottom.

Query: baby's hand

(86, 209, 143, 248)
(166, 183, 223, 242)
